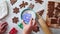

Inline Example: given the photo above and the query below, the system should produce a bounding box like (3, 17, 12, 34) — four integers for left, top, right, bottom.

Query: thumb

(22, 20, 26, 26)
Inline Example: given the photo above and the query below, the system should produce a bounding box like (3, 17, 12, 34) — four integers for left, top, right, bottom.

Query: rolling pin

(36, 13, 52, 34)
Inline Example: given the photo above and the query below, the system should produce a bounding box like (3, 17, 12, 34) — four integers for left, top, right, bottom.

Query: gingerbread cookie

(47, 1, 55, 18)
(12, 17, 19, 24)
(46, 1, 60, 28)
(13, 7, 19, 14)
(33, 26, 40, 32)
(35, 0, 43, 4)
(10, 0, 17, 5)
(19, 1, 28, 8)
(57, 3, 60, 8)
(37, 10, 44, 16)
(29, 3, 34, 9)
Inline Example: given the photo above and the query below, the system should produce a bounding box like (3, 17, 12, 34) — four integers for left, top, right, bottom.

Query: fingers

(33, 19, 36, 26)
(1, 22, 8, 29)
(1, 26, 7, 33)
(32, 19, 40, 32)
(22, 18, 36, 26)
(31, 19, 37, 26)
(0, 22, 8, 33)
(1, 24, 7, 31)
(29, 18, 33, 25)
(22, 20, 26, 26)
(29, 18, 36, 26)
(1, 22, 8, 26)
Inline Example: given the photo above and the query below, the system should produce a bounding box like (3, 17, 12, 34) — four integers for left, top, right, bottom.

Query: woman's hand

(22, 18, 39, 34)
(0, 22, 8, 34)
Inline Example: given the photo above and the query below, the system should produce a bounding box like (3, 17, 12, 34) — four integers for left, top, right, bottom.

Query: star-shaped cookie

(13, 7, 19, 14)
(12, 17, 19, 24)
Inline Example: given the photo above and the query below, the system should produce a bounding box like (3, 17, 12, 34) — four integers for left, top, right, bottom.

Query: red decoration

(9, 28, 17, 34)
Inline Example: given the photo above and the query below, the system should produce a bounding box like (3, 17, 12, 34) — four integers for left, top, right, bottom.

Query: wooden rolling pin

(36, 13, 52, 34)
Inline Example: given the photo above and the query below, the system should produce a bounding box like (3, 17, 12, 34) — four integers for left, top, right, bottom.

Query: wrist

(23, 32, 31, 34)
(23, 30, 31, 34)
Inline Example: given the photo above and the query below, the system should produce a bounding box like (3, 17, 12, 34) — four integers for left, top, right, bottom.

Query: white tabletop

(0, 0, 60, 34)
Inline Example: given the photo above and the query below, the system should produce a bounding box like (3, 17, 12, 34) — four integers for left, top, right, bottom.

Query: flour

(0, 1, 8, 20)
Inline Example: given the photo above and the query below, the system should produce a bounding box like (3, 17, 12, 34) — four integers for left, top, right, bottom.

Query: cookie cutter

(21, 8, 36, 24)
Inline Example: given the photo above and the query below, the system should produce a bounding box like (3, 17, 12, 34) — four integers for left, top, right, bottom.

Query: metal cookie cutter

(21, 8, 36, 24)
